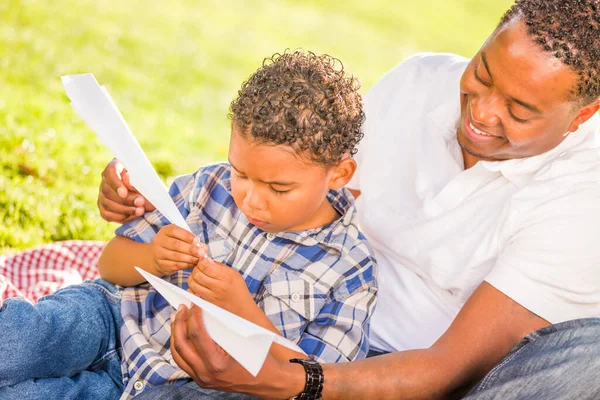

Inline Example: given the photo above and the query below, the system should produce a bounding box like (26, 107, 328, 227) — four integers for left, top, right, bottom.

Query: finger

(101, 159, 128, 197)
(156, 260, 198, 275)
(100, 180, 140, 207)
(187, 276, 217, 300)
(171, 306, 208, 375)
(165, 226, 201, 245)
(186, 306, 221, 360)
(170, 307, 201, 379)
(161, 236, 206, 259)
(195, 257, 223, 279)
(156, 247, 198, 268)
(121, 169, 136, 192)
(98, 209, 140, 223)
(190, 267, 220, 288)
(98, 192, 139, 216)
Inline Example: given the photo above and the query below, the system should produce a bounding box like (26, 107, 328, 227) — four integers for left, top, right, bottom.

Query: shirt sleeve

(485, 185, 600, 323)
(115, 172, 198, 244)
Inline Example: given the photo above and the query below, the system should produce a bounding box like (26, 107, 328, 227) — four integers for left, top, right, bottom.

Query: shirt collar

(273, 188, 357, 255)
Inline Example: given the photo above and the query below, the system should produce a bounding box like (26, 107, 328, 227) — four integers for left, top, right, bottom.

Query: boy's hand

(187, 258, 254, 317)
(151, 225, 207, 276)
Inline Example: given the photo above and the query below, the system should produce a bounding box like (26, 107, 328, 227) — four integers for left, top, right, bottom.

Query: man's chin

(457, 131, 495, 161)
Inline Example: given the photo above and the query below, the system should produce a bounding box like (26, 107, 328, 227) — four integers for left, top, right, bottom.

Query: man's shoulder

(366, 52, 468, 95)
(363, 52, 468, 122)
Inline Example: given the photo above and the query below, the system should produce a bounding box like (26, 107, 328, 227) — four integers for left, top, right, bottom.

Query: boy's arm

(98, 235, 154, 286)
(99, 225, 205, 287)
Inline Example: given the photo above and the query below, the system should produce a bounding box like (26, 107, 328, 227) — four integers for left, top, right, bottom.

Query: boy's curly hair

(499, 0, 600, 104)
(229, 50, 365, 167)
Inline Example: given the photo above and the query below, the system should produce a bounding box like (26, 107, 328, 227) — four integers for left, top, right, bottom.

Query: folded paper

(61, 73, 191, 232)
(135, 267, 305, 376)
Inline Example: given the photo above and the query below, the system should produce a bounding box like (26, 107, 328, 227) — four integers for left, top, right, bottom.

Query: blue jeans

(0, 279, 124, 400)
(135, 318, 600, 399)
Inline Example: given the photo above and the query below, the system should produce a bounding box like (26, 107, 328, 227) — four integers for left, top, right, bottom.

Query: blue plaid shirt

(116, 163, 378, 399)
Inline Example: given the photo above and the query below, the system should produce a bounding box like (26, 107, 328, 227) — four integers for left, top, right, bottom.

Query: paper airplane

(61, 73, 191, 232)
(135, 267, 305, 376)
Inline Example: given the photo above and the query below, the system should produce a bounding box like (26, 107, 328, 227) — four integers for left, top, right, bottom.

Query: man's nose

(470, 94, 501, 127)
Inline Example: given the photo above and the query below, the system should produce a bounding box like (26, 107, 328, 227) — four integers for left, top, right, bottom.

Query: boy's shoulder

(275, 188, 378, 295)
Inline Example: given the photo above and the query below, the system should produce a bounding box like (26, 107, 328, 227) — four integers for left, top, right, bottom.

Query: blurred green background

(1, 0, 513, 253)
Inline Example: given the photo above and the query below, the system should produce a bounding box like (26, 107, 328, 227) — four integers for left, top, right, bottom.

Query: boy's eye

(270, 186, 290, 195)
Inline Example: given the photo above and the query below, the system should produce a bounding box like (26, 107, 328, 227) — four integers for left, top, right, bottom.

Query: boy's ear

(328, 158, 357, 190)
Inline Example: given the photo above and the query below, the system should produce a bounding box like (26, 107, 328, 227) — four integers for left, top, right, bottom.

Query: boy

(0, 50, 377, 400)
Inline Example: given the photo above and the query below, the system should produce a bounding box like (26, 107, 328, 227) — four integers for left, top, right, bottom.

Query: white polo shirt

(349, 53, 600, 353)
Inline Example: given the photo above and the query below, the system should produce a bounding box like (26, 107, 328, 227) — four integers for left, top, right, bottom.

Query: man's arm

(170, 281, 548, 399)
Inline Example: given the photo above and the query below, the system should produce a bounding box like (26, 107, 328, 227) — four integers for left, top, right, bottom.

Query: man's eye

(508, 109, 529, 124)
(474, 67, 491, 87)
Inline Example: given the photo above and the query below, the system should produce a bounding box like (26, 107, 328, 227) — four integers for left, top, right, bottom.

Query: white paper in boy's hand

(61, 73, 191, 232)
(134, 267, 306, 376)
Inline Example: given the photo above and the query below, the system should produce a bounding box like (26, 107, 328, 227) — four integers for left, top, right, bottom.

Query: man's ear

(328, 158, 357, 191)
(567, 101, 600, 133)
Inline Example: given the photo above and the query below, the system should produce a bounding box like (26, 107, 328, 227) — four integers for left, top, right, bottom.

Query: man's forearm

(321, 349, 462, 400)
(98, 236, 156, 286)
(242, 348, 464, 400)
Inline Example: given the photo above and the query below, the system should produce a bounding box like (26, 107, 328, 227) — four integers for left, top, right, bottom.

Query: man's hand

(152, 225, 207, 276)
(170, 305, 304, 398)
(170, 305, 247, 390)
(187, 258, 255, 317)
(98, 159, 156, 223)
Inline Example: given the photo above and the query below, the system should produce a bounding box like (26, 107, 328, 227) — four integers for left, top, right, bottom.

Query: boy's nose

(244, 187, 267, 211)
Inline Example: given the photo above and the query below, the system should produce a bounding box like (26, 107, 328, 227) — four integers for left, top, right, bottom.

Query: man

(99, 1, 600, 398)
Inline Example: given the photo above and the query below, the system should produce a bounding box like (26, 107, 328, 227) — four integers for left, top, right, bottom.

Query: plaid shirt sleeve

(261, 247, 378, 363)
(115, 172, 198, 243)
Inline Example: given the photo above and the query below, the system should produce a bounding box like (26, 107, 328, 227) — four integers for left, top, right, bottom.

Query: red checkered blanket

(0, 241, 105, 306)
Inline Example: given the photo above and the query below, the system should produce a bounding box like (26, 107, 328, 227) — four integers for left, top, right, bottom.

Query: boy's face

(227, 127, 339, 233)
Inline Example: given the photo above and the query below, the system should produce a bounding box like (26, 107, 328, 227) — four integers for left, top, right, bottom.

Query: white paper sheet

(61, 73, 191, 232)
(135, 267, 305, 376)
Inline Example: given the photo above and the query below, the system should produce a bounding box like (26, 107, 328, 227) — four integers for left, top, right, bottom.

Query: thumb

(121, 169, 137, 192)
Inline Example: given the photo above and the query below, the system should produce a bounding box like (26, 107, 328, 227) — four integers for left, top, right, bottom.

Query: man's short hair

(229, 50, 364, 167)
(500, 0, 600, 104)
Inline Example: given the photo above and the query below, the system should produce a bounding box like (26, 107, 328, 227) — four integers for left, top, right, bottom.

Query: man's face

(227, 126, 335, 233)
(458, 18, 581, 167)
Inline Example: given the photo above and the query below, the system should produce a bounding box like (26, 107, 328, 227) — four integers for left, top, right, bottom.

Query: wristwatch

(289, 358, 324, 399)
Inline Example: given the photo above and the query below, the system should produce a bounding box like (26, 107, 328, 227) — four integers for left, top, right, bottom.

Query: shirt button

(291, 292, 301, 302)
(134, 380, 144, 391)
(266, 233, 275, 240)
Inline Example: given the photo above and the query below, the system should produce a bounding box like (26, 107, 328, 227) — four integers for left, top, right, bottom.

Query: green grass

(0, 0, 513, 253)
